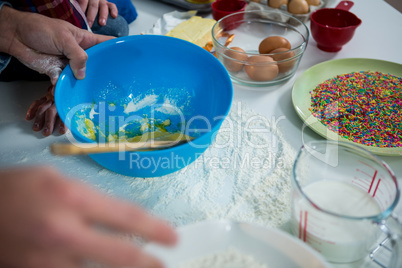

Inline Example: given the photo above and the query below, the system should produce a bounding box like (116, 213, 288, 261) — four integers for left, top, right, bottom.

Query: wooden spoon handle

(50, 140, 188, 156)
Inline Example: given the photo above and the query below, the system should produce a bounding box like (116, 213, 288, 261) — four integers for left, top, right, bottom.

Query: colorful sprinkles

(309, 71, 402, 147)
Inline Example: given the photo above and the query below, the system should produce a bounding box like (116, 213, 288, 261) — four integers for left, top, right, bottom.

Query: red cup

(310, 1, 362, 52)
(212, 0, 247, 21)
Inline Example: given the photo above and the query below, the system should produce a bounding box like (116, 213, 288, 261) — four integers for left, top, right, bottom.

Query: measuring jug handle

(335, 0, 354, 11)
(373, 215, 402, 268)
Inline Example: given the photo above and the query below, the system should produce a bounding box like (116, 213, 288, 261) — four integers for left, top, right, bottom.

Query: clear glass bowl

(212, 9, 309, 87)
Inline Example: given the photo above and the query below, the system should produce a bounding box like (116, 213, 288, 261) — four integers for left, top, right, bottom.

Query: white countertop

(0, 0, 401, 267)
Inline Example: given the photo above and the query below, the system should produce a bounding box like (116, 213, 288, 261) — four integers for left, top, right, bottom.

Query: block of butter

(166, 16, 216, 48)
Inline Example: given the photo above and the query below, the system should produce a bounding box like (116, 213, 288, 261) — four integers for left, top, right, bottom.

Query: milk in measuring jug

(291, 180, 381, 263)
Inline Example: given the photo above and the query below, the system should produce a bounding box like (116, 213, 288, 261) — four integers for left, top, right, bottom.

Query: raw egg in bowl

(55, 35, 233, 177)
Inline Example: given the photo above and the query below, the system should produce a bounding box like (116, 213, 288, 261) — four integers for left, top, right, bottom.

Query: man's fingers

(60, 181, 177, 245)
(26, 97, 46, 121)
(32, 101, 53, 132)
(42, 104, 58, 136)
(62, 30, 113, 80)
(53, 115, 68, 135)
(42, 215, 164, 268)
(0, 236, 80, 268)
(60, 120, 68, 134)
(10, 9, 112, 81)
(79, 31, 114, 50)
(69, 224, 164, 268)
(60, 39, 88, 80)
(91, 200, 177, 245)
(54, 116, 65, 135)
(24, 252, 80, 268)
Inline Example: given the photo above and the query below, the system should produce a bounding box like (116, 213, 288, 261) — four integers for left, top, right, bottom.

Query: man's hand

(0, 166, 177, 267)
(26, 85, 68, 136)
(0, 6, 113, 84)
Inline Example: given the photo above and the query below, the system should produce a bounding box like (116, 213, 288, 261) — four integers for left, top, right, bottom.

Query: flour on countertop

(121, 101, 296, 229)
(176, 247, 268, 268)
(1, 101, 296, 230)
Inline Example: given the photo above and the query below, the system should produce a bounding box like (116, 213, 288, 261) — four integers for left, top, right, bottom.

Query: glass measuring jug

(291, 141, 402, 265)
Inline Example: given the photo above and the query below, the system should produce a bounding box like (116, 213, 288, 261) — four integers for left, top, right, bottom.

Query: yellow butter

(83, 118, 96, 141)
(166, 16, 216, 47)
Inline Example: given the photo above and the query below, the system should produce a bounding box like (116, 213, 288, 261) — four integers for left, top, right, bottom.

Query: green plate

(292, 58, 402, 156)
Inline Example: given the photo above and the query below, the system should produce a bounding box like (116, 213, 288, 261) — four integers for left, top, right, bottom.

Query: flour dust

(118, 101, 296, 229)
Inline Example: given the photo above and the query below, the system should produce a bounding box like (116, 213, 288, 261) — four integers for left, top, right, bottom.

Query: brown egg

(288, 0, 309, 14)
(258, 36, 291, 54)
(268, 0, 288, 8)
(306, 0, 320, 6)
(223, 47, 248, 72)
(270, 48, 296, 73)
(245, 56, 279, 81)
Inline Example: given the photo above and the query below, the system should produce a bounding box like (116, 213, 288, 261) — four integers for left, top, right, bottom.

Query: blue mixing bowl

(55, 35, 233, 177)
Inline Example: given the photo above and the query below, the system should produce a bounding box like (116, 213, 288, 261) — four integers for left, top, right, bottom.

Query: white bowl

(144, 220, 330, 267)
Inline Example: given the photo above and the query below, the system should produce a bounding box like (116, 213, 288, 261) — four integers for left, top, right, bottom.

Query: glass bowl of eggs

(212, 9, 309, 87)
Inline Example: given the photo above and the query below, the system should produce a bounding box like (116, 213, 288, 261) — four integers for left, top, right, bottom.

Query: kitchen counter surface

(0, 0, 401, 267)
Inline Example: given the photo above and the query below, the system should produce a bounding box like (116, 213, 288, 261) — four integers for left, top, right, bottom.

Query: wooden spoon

(50, 139, 192, 156)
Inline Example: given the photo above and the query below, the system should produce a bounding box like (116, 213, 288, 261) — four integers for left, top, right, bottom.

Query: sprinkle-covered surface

(309, 71, 402, 147)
